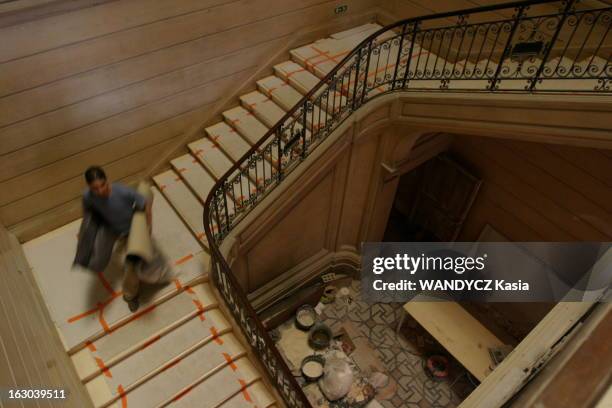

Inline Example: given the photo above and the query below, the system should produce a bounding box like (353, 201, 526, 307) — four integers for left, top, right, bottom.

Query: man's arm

(78, 195, 92, 239)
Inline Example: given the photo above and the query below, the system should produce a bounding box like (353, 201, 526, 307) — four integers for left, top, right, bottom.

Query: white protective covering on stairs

(22, 19, 606, 407)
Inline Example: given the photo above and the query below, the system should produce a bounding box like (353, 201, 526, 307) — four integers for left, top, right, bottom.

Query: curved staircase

(22, 22, 389, 408)
(20, 0, 611, 405)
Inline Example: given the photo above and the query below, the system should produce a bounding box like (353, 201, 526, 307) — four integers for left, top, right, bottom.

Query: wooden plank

(0, 70, 251, 183)
(462, 301, 599, 407)
(0, 329, 25, 408)
(454, 136, 611, 241)
(403, 300, 504, 382)
(474, 180, 575, 241)
(0, 0, 376, 136)
(0, 0, 375, 96)
(503, 139, 612, 213)
(0, 37, 284, 150)
(547, 144, 612, 188)
(0, 102, 210, 208)
(0, 227, 93, 406)
(458, 195, 545, 241)
(532, 308, 612, 408)
(0, 0, 231, 62)
(0, 242, 52, 408)
(477, 138, 612, 238)
(0, 255, 42, 408)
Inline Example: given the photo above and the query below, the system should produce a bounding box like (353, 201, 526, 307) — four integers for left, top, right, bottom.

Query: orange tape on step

(172, 383, 196, 402)
(174, 278, 195, 294)
(285, 68, 306, 78)
(66, 292, 119, 334)
(98, 302, 111, 333)
(97, 271, 118, 296)
(239, 379, 252, 402)
(174, 253, 194, 266)
(86, 341, 96, 352)
(161, 357, 182, 373)
(67, 307, 98, 323)
(139, 335, 161, 351)
(305, 45, 349, 70)
(222, 353, 238, 371)
(267, 81, 289, 94)
(118, 303, 157, 330)
(192, 299, 206, 321)
(210, 327, 224, 345)
(95, 357, 112, 378)
(303, 46, 329, 69)
(117, 385, 128, 408)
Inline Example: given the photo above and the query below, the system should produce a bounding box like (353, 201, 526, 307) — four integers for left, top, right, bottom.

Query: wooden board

(403, 300, 504, 381)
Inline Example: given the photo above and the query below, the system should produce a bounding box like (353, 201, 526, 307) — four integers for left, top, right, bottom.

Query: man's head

(85, 166, 110, 198)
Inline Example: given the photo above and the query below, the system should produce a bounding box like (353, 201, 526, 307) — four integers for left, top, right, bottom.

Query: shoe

(124, 295, 140, 312)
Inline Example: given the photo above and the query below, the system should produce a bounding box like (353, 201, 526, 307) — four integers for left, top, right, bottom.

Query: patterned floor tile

(314, 280, 475, 407)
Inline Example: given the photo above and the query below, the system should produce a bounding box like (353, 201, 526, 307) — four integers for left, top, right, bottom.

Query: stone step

(218, 381, 276, 408)
(188, 137, 234, 180)
(169, 153, 240, 229)
(274, 60, 347, 114)
(256, 75, 303, 111)
(290, 23, 390, 79)
(169, 356, 261, 408)
(89, 332, 246, 408)
(331, 22, 382, 40)
(223, 106, 269, 145)
(85, 308, 233, 408)
(256, 75, 329, 134)
(23, 189, 208, 353)
(205, 122, 251, 162)
(71, 283, 218, 382)
(170, 154, 216, 203)
(153, 170, 207, 245)
(240, 90, 286, 128)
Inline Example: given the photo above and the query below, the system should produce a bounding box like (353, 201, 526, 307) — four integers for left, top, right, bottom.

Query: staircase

(21, 22, 389, 408)
(24, 194, 277, 408)
(153, 22, 390, 252)
(19, 1, 612, 406)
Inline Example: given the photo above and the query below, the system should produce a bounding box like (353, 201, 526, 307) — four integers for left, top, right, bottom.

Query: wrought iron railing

(203, 0, 610, 406)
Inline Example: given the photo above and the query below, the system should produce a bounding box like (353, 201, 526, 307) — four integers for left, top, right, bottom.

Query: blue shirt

(83, 183, 146, 236)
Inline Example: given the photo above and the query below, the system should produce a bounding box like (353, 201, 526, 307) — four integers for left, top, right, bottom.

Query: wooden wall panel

(0, 72, 242, 181)
(246, 172, 334, 291)
(0, 225, 92, 407)
(0, 138, 179, 226)
(452, 135, 612, 242)
(0, 0, 379, 240)
(0, 38, 281, 153)
(0, 0, 333, 96)
(0, 103, 210, 207)
(0, 0, 227, 62)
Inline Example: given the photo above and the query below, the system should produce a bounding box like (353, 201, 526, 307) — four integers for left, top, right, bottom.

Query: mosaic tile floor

(317, 280, 476, 408)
